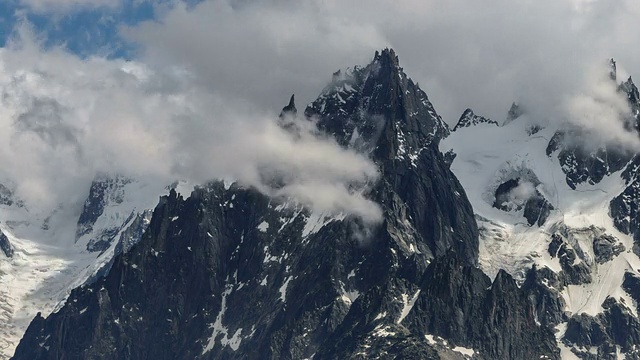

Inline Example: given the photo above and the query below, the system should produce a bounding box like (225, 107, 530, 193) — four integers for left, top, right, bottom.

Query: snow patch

(203, 286, 243, 353)
(397, 290, 421, 324)
(257, 221, 269, 233)
(443, 114, 640, 321)
(279, 276, 292, 303)
(373, 312, 387, 321)
(452, 346, 476, 357)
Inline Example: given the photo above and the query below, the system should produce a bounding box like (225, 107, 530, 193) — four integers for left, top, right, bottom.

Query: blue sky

(0, 0, 185, 58)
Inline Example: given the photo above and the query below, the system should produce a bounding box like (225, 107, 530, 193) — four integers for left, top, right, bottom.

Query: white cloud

(563, 62, 639, 150)
(19, 0, 120, 13)
(5, 0, 640, 221)
(508, 181, 537, 207)
(0, 26, 382, 222)
(124, 0, 386, 111)
(122, 0, 640, 145)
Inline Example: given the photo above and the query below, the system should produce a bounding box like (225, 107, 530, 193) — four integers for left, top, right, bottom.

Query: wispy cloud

(0, 25, 382, 222)
(122, 0, 640, 144)
(18, 0, 119, 14)
(3, 0, 640, 219)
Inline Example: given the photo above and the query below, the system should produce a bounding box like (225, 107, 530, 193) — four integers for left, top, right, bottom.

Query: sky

(1, 0, 640, 219)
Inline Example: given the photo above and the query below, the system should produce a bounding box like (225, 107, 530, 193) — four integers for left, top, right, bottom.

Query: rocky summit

(10, 49, 640, 360)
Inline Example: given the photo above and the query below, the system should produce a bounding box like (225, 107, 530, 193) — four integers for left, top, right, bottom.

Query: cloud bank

(4, 0, 640, 221)
(19, 0, 119, 13)
(0, 25, 381, 222)
(125, 0, 640, 140)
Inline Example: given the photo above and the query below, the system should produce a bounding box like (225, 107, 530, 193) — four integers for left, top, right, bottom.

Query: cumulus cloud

(0, 24, 382, 222)
(124, 0, 640, 144)
(508, 181, 537, 207)
(563, 62, 639, 150)
(19, 0, 119, 13)
(5, 0, 640, 221)
(124, 0, 386, 111)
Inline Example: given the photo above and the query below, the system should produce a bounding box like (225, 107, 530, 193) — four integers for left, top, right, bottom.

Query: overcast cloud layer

(19, 0, 119, 13)
(2, 0, 640, 219)
(126, 0, 640, 123)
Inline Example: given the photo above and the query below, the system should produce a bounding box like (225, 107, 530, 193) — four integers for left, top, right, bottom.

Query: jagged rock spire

(610, 58, 617, 81)
(504, 102, 524, 125)
(0, 230, 13, 258)
(372, 48, 400, 69)
(452, 108, 498, 131)
(279, 94, 297, 118)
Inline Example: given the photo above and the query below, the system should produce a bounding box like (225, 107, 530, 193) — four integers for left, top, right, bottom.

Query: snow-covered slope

(0, 177, 177, 359)
(442, 109, 640, 357)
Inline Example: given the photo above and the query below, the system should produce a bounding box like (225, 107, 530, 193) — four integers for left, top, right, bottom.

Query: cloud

(0, 25, 382, 222)
(123, 0, 640, 146)
(508, 181, 537, 207)
(124, 0, 387, 111)
(563, 62, 639, 150)
(19, 0, 119, 13)
(4, 0, 640, 221)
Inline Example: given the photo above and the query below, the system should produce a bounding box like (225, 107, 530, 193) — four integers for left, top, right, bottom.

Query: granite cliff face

(16, 49, 640, 360)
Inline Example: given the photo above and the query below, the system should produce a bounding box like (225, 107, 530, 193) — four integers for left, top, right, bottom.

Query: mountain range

(2, 49, 640, 359)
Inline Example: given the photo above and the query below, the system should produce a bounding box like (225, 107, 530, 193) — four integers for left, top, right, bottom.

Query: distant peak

(504, 102, 524, 125)
(372, 48, 400, 71)
(461, 108, 474, 117)
(610, 58, 617, 82)
(453, 108, 498, 131)
(619, 76, 640, 107)
(279, 94, 297, 118)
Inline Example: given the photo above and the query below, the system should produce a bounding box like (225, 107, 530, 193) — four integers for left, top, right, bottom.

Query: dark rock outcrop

(564, 298, 640, 359)
(0, 230, 13, 258)
(280, 94, 297, 118)
(404, 256, 559, 360)
(548, 233, 592, 286)
(547, 68, 640, 190)
(623, 272, 640, 315)
(76, 174, 132, 252)
(523, 195, 553, 227)
(493, 178, 554, 226)
(611, 155, 640, 257)
(452, 108, 498, 131)
(0, 184, 15, 206)
(592, 234, 625, 264)
(505, 102, 524, 125)
(521, 265, 567, 327)
(546, 128, 632, 190)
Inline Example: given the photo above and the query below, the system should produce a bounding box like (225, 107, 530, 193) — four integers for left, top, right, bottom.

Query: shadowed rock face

(13, 50, 561, 360)
(546, 71, 640, 191)
(564, 298, 640, 360)
(611, 154, 640, 258)
(492, 178, 553, 227)
(0, 230, 13, 258)
(76, 174, 133, 252)
(452, 108, 498, 131)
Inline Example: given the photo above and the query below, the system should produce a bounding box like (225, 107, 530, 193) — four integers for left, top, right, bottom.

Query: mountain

(0, 173, 173, 359)
(440, 59, 640, 359)
(9, 49, 640, 360)
(452, 109, 498, 131)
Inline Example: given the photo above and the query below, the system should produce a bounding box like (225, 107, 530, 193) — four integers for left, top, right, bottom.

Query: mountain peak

(504, 102, 524, 125)
(305, 49, 450, 163)
(452, 108, 498, 131)
(619, 76, 640, 111)
(610, 58, 617, 81)
(279, 94, 297, 118)
(373, 48, 400, 69)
